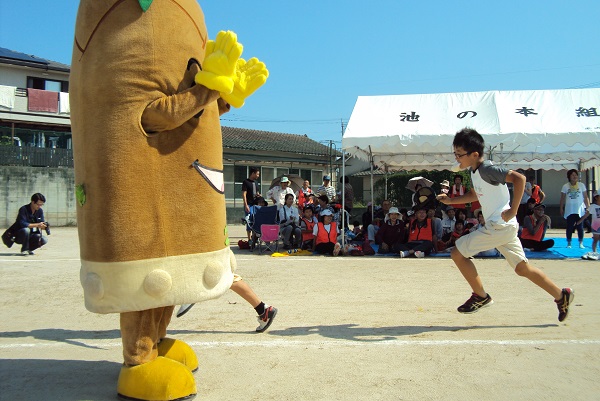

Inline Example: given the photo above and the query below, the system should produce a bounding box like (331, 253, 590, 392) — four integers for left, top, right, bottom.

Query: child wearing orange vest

(312, 209, 341, 256)
(395, 206, 437, 258)
(300, 205, 318, 250)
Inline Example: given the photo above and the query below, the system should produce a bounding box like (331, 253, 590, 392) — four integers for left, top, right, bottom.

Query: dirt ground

(1, 226, 599, 401)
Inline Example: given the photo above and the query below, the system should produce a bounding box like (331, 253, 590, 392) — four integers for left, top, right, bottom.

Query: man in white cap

(267, 177, 295, 208)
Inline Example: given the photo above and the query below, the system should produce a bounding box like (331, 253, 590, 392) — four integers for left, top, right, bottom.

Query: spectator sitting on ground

(441, 206, 456, 242)
(361, 202, 373, 235)
(517, 197, 537, 227)
(519, 203, 554, 251)
(367, 199, 392, 241)
(396, 205, 437, 258)
(375, 207, 407, 254)
(314, 194, 334, 218)
(427, 206, 443, 242)
(312, 209, 342, 256)
(299, 205, 318, 251)
(278, 193, 302, 249)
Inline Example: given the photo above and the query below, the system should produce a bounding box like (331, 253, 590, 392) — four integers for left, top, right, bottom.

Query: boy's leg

(230, 276, 277, 332)
(451, 247, 486, 298)
(514, 260, 562, 299)
(230, 277, 260, 308)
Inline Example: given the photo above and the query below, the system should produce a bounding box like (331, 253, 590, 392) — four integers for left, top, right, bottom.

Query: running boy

(437, 128, 574, 321)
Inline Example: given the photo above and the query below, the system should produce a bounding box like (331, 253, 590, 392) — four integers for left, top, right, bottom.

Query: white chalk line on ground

(2, 339, 600, 350)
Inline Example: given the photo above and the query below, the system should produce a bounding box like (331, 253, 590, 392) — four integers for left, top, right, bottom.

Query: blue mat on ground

(369, 238, 595, 260)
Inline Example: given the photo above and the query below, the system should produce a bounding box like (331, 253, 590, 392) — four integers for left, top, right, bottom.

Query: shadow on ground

(1, 359, 120, 401)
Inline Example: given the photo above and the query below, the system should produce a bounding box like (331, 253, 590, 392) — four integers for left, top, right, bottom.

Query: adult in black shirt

(242, 167, 261, 242)
(14, 193, 49, 255)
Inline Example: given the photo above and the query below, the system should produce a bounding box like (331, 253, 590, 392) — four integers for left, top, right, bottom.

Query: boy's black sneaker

(457, 292, 494, 313)
(555, 288, 574, 322)
(256, 305, 277, 333)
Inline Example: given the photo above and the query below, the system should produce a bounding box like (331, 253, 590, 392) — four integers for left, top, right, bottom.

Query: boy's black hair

(453, 128, 485, 156)
(455, 219, 465, 227)
(249, 167, 260, 175)
(31, 193, 46, 203)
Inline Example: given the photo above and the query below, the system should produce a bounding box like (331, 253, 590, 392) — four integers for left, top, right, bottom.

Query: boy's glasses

(453, 152, 472, 159)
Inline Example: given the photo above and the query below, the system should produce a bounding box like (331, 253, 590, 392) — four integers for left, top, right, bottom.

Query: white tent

(342, 88, 600, 171)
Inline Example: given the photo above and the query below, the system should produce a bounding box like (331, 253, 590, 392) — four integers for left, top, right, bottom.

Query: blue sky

(1, 1, 599, 145)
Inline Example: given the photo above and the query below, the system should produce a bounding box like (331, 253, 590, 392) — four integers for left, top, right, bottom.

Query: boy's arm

(437, 188, 478, 204)
(503, 170, 525, 222)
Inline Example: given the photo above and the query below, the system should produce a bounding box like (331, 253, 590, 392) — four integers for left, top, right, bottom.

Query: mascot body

(70, 0, 267, 399)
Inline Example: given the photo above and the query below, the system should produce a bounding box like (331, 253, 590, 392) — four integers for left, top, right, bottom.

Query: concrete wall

(0, 166, 252, 228)
(1, 166, 77, 227)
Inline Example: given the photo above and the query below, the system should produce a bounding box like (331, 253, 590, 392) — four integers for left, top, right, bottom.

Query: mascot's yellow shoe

(157, 338, 199, 372)
(117, 356, 196, 401)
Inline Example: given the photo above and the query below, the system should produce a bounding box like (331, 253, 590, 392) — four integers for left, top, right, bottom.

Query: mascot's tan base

(70, 1, 239, 399)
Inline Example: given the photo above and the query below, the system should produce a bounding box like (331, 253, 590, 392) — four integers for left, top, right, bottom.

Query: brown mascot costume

(69, 1, 268, 399)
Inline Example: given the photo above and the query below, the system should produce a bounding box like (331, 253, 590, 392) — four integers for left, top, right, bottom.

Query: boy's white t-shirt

(561, 182, 587, 218)
(587, 203, 600, 231)
(469, 160, 514, 225)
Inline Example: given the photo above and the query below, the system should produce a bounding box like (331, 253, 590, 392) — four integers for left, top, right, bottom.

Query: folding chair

(248, 205, 280, 254)
(258, 224, 280, 254)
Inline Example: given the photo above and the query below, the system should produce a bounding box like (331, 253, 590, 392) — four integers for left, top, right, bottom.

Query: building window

(27, 76, 69, 92)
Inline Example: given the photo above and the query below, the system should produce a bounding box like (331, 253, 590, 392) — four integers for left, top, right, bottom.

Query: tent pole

(341, 146, 346, 247)
(369, 146, 374, 226)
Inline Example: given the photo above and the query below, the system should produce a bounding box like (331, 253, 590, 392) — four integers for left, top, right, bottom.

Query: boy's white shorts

(455, 219, 527, 269)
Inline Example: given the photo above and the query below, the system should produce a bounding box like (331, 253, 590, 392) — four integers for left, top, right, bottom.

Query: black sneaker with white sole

(256, 305, 277, 332)
(555, 288, 574, 322)
(457, 292, 493, 313)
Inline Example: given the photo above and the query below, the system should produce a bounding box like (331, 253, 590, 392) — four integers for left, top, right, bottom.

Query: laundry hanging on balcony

(27, 88, 58, 113)
(0, 85, 16, 109)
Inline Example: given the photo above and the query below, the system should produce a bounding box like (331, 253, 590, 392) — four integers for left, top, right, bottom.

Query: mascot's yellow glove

(195, 30, 243, 94)
(220, 57, 269, 108)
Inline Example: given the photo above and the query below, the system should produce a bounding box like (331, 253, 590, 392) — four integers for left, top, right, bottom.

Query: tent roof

(342, 88, 600, 171)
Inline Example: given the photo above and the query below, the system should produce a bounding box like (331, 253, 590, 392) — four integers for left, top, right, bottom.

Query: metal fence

(0, 146, 74, 168)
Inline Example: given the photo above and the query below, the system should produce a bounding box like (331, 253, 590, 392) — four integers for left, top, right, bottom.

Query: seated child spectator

(300, 205, 318, 250)
(375, 207, 406, 254)
(396, 205, 437, 258)
(351, 220, 364, 241)
(278, 193, 302, 249)
(312, 209, 342, 256)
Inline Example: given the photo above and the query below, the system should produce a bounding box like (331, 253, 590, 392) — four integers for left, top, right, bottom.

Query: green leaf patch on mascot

(70, 0, 268, 399)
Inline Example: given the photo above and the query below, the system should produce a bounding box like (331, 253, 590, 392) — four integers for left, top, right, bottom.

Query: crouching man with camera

(12, 193, 50, 255)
